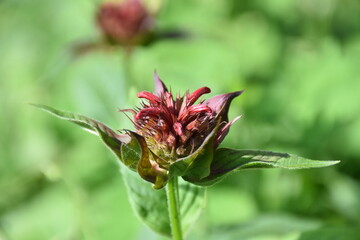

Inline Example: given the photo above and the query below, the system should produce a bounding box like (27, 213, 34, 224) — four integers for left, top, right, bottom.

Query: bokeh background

(1, 0, 360, 239)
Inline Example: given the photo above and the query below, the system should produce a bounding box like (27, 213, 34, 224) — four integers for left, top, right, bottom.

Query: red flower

(122, 73, 243, 160)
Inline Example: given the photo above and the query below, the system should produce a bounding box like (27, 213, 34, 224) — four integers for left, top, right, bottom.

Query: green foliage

(189, 214, 322, 240)
(32, 104, 206, 236)
(32, 96, 339, 239)
(120, 131, 142, 171)
(298, 227, 360, 240)
(1, 0, 360, 239)
(169, 125, 217, 179)
(188, 148, 339, 186)
(31, 104, 137, 170)
(122, 168, 205, 237)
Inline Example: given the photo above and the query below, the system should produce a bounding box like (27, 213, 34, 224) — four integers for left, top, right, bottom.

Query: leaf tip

(28, 103, 41, 108)
(327, 160, 341, 166)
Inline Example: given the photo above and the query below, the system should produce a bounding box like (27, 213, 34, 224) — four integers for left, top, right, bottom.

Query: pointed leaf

(121, 167, 205, 237)
(169, 124, 218, 178)
(133, 132, 169, 189)
(32, 104, 143, 170)
(120, 131, 142, 171)
(189, 148, 340, 186)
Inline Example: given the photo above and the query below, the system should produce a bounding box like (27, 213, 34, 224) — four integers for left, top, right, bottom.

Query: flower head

(121, 72, 243, 188)
(97, 0, 154, 46)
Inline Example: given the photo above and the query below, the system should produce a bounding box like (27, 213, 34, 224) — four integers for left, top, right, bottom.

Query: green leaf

(189, 214, 321, 240)
(134, 132, 169, 189)
(189, 148, 340, 186)
(298, 227, 360, 240)
(121, 167, 205, 237)
(120, 131, 142, 171)
(31, 104, 141, 170)
(169, 124, 218, 179)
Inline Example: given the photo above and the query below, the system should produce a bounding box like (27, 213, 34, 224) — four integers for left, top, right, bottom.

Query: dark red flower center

(134, 87, 216, 158)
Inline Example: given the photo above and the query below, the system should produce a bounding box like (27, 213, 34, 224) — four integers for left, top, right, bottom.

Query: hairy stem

(166, 177, 183, 240)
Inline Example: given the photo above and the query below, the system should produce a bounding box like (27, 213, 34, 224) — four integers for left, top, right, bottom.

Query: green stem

(166, 177, 183, 240)
(122, 49, 133, 94)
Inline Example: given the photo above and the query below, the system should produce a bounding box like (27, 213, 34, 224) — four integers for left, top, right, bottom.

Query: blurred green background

(1, 0, 360, 239)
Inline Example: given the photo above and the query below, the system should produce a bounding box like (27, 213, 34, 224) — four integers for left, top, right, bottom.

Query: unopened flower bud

(120, 72, 243, 188)
(97, 0, 154, 46)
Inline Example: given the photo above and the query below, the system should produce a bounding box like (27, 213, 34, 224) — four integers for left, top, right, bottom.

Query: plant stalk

(166, 176, 183, 240)
(122, 49, 133, 95)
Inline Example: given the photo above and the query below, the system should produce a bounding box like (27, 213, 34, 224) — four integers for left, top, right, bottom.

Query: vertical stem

(166, 177, 183, 240)
(122, 50, 133, 94)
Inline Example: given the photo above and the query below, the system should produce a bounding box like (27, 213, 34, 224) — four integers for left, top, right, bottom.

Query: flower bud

(120, 72, 243, 188)
(97, 0, 154, 46)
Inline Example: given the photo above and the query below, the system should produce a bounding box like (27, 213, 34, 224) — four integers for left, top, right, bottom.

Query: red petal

(188, 87, 211, 105)
(187, 105, 212, 114)
(135, 107, 161, 119)
(138, 91, 161, 105)
(177, 104, 211, 122)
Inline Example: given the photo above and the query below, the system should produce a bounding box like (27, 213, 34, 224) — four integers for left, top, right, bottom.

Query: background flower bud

(97, 0, 154, 46)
